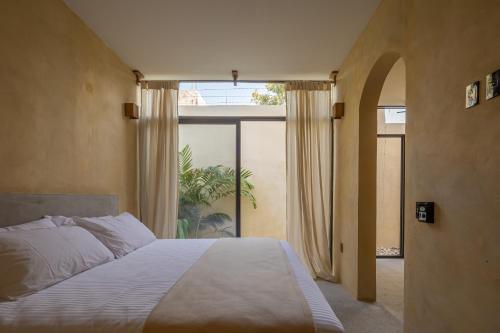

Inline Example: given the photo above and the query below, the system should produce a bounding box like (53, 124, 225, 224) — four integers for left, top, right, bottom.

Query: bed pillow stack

(0, 217, 56, 232)
(0, 212, 155, 301)
(74, 212, 157, 258)
(0, 226, 114, 301)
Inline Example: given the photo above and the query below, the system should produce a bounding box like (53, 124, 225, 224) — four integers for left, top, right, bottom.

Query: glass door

(177, 122, 237, 238)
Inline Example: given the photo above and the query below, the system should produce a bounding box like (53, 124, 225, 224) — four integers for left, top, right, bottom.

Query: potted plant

(177, 145, 256, 238)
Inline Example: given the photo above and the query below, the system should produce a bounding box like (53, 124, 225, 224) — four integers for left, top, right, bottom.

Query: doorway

(376, 131, 405, 258)
(375, 59, 405, 321)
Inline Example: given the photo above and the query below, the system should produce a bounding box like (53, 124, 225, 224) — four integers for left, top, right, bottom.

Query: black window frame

(178, 116, 286, 237)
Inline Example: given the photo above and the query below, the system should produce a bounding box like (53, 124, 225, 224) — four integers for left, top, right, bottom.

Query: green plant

(176, 145, 256, 238)
(251, 83, 285, 105)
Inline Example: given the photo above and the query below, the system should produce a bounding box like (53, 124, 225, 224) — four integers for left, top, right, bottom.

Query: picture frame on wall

(486, 69, 500, 100)
(465, 81, 480, 109)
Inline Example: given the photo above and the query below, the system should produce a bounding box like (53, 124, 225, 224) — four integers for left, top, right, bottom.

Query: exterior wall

(376, 136, 402, 250)
(241, 121, 286, 240)
(0, 0, 138, 214)
(335, 0, 500, 332)
(179, 105, 285, 117)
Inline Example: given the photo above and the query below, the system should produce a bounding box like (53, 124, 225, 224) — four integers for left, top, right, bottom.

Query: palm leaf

(177, 144, 257, 239)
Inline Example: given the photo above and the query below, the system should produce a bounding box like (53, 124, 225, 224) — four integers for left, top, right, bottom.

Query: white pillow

(0, 217, 56, 233)
(44, 215, 76, 227)
(74, 212, 156, 258)
(0, 226, 114, 301)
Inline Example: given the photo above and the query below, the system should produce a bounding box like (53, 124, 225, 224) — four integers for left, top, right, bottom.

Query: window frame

(179, 116, 286, 237)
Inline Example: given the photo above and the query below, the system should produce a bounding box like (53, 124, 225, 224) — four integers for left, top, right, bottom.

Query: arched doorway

(357, 52, 406, 309)
(376, 58, 406, 320)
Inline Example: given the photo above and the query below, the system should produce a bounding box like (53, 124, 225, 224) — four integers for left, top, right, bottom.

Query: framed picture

(465, 81, 480, 108)
(486, 69, 500, 100)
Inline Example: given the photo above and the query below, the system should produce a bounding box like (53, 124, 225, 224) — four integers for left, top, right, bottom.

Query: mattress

(0, 239, 343, 333)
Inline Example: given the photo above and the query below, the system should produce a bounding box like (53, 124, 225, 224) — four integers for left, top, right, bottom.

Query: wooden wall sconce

(124, 103, 139, 119)
(332, 102, 345, 119)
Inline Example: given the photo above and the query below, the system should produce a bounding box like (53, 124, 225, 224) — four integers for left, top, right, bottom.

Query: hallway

(317, 258, 404, 333)
(376, 258, 404, 321)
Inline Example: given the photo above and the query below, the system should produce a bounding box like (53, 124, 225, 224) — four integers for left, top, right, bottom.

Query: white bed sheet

(0, 239, 343, 333)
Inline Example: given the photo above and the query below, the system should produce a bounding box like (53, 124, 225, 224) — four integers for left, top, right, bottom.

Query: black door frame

(179, 116, 286, 237)
(376, 133, 405, 259)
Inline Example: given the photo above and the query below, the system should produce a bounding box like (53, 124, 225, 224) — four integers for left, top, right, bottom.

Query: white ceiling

(64, 0, 380, 80)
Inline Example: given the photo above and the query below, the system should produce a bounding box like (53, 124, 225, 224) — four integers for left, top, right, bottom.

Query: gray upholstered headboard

(0, 193, 119, 227)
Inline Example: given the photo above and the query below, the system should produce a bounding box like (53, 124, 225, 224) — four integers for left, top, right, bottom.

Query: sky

(383, 108, 406, 123)
(180, 82, 269, 105)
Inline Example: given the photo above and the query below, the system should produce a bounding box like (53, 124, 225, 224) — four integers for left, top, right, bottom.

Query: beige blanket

(143, 238, 315, 333)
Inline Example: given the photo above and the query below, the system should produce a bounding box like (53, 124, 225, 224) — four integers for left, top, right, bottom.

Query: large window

(176, 82, 286, 239)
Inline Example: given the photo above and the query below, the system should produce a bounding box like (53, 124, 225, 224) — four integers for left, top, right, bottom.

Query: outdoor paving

(376, 247, 400, 256)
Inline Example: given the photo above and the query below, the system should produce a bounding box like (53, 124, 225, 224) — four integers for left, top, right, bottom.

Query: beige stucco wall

(376, 137, 401, 250)
(335, 0, 500, 331)
(379, 58, 406, 106)
(241, 121, 286, 240)
(0, 0, 138, 213)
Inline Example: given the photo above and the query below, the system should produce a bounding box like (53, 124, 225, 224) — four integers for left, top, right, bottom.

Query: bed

(0, 193, 344, 333)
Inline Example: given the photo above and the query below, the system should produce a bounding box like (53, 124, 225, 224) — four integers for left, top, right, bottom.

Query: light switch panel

(416, 202, 434, 223)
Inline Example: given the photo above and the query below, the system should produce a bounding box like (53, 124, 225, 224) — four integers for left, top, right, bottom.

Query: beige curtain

(286, 81, 334, 281)
(139, 81, 179, 238)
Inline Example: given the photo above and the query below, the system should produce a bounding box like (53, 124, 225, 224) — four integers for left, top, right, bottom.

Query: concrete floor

(317, 258, 404, 333)
(376, 258, 404, 321)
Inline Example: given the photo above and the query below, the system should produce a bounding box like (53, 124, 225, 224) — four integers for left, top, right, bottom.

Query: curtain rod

(144, 79, 330, 84)
(180, 80, 288, 83)
(133, 70, 339, 86)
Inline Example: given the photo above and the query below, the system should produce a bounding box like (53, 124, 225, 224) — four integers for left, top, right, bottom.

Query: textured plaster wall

(376, 137, 402, 250)
(335, 0, 500, 332)
(241, 121, 286, 240)
(0, 0, 138, 213)
(379, 58, 406, 106)
(333, 0, 405, 300)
